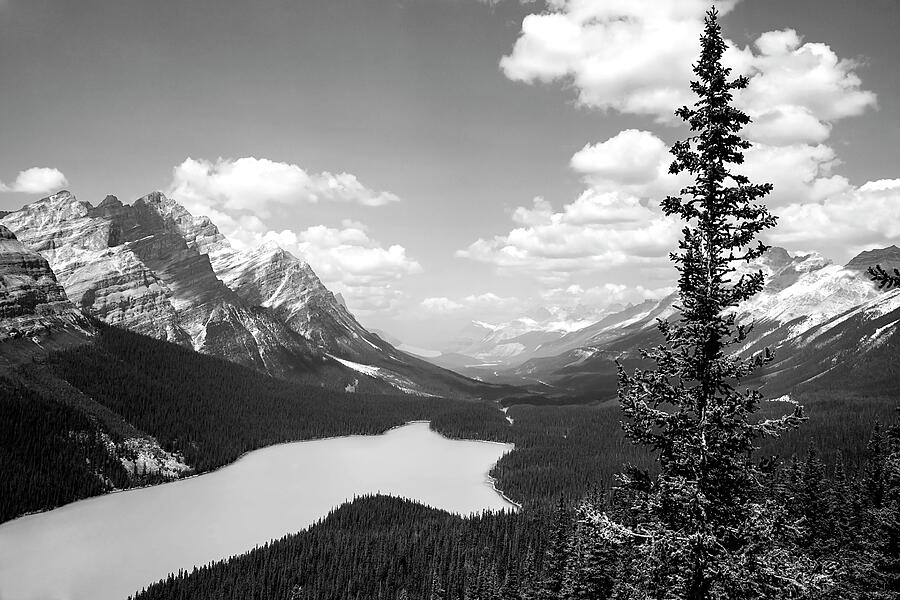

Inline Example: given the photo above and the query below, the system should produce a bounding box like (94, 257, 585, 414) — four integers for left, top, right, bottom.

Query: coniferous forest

(130, 423, 900, 600)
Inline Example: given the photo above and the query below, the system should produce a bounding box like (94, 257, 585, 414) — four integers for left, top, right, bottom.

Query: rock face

(1, 191, 332, 380)
(845, 245, 900, 275)
(2, 191, 482, 397)
(0, 223, 89, 341)
(208, 243, 390, 358)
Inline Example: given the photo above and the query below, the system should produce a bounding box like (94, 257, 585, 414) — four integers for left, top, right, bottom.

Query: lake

(0, 421, 515, 600)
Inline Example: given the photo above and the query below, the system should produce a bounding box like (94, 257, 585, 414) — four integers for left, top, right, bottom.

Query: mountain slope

(480, 247, 899, 402)
(1, 191, 512, 398)
(0, 223, 91, 341)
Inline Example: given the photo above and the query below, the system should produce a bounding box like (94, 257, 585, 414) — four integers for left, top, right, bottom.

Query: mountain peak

(97, 195, 123, 209)
(846, 245, 900, 272)
(47, 189, 74, 202)
(763, 246, 792, 266)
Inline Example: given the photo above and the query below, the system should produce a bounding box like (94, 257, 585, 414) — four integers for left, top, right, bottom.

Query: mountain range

(0, 190, 508, 399)
(421, 245, 900, 401)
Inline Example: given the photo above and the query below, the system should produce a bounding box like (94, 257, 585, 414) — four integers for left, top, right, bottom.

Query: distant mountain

(845, 245, 900, 273)
(436, 304, 612, 371)
(1, 191, 510, 399)
(465, 246, 900, 402)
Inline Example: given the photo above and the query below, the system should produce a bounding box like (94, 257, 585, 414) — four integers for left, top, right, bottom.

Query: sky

(1, 0, 899, 347)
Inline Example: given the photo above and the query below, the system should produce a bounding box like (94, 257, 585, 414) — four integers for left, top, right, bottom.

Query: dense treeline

(545, 421, 900, 599)
(133, 495, 548, 600)
(0, 377, 131, 522)
(49, 325, 442, 472)
(0, 324, 521, 523)
(488, 395, 896, 507)
(131, 418, 900, 600)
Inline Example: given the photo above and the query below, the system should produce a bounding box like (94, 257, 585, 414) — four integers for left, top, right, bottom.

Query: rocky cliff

(1, 191, 489, 398)
(0, 223, 90, 343)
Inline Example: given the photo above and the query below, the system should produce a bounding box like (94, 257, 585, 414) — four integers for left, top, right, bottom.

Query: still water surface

(0, 422, 515, 600)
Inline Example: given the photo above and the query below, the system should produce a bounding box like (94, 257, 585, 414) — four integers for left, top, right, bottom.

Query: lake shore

(0, 421, 516, 600)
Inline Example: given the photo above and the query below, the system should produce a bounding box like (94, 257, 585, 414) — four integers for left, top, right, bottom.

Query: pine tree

(429, 566, 446, 600)
(605, 7, 819, 599)
(537, 499, 572, 600)
(563, 500, 619, 600)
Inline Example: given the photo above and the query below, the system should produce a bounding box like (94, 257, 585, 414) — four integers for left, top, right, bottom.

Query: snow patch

(328, 354, 436, 397)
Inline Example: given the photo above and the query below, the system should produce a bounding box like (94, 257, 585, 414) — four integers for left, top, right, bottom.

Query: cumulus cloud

(167, 157, 416, 316)
(264, 221, 421, 285)
(458, 127, 892, 282)
(571, 130, 853, 207)
(421, 297, 466, 313)
(0, 167, 68, 194)
(170, 157, 399, 217)
(739, 30, 877, 136)
(570, 129, 689, 198)
(419, 293, 528, 322)
(771, 179, 900, 253)
(540, 283, 674, 312)
(458, 190, 677, 282)
(500, 0, 875, 144)
(233, 221, 422, 316)
(500, 1, 736, 119)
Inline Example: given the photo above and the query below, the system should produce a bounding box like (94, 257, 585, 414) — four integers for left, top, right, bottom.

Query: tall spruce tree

(604, 7, 819, 599)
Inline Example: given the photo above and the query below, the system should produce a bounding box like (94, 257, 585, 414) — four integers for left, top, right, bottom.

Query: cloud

(458, 128, 888, 282)
(419, 293, 526, 320)
(241, 221, 422, 316)
(167, 157, 415, 316)
(570, 129, 667, 184)
(500, 1, 875, 144)
(421, 297, 466, 313)
(571, 130, 852, 207)
(500, 1, 738, 120)
(569, 129, 689, 198)
(739, 29, 877, 138)
(540, 283, 674, 311)
(169, 157, 400, 217)
(0, 167, 68, 194)
(771, 179, 900, 253)
(458, 190, 678, 282)
(738, 143, 851, 206)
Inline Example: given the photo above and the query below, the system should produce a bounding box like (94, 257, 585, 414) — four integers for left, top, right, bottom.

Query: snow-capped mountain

(456, 246, 900, 400)
(436, 304, 614, 370)
(0, 191, 496, 398)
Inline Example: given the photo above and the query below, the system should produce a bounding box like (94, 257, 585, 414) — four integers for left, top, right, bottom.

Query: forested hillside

(0, 324, 514, 523)
(0, 378, 131, 522)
